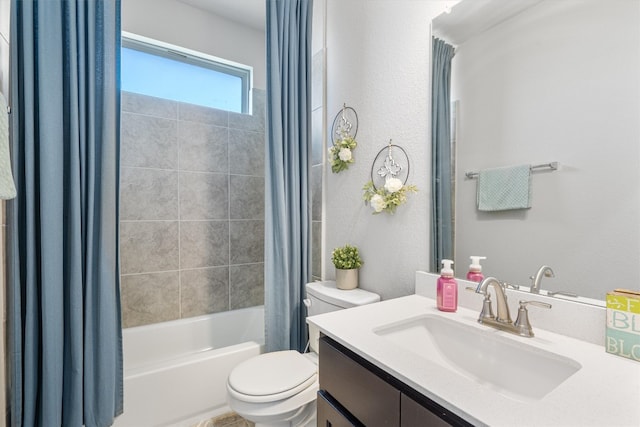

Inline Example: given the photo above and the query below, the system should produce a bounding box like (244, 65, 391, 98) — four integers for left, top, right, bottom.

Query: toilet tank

(305, 281, 380, 353)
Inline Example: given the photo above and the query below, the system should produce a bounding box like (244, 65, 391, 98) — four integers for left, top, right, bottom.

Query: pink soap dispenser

(437, 259, 458, 312)
(466, 256, 486, 283)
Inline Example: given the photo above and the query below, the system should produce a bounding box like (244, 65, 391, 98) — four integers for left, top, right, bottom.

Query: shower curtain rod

(465, 161, 558, 179)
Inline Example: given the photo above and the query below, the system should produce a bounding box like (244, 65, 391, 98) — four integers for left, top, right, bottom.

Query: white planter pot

(335, 268, 358, 290)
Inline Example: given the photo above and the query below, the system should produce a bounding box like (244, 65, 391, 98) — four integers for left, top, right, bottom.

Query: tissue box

(606, 289, 640, 362)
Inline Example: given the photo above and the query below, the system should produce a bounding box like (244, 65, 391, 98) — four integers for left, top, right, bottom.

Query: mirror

(432, 0, 640, 301)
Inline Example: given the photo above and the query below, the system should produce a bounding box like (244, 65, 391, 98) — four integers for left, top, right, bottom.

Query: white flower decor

(328, 135, 357, 173)
(370, 194, 386, 213)
(384, 177, 403, 193)
(338, 147, 352, 162)
(363, 179, 418, 215)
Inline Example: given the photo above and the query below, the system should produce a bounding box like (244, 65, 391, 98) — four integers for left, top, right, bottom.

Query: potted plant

(331, 244, 364, 290)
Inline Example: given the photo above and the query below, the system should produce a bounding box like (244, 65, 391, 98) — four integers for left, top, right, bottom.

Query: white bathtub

(113, 306, 265, 427)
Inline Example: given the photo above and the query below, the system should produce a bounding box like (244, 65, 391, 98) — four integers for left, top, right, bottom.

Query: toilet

(226, 281, 380, 426)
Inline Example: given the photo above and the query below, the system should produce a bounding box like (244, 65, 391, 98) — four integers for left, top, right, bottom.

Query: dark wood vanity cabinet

(318, 336, 472, 427)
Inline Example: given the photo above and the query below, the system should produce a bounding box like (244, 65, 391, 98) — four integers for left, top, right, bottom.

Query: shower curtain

(430, 37, 456, 272)
(7, 1, 123, 426)
(265, 0, 313, 353)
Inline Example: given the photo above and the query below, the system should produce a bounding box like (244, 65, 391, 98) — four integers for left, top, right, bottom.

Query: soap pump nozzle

(440, 259, 454, 277)
(469, 256, 486, 272)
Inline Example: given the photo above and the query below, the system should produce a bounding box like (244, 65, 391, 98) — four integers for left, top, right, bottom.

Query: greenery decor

(331, 244, 364, 270)
(328, 136, 357, 173)
(362, 177, 418, 215)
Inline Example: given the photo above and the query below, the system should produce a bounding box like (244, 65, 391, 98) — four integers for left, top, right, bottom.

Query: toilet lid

(228, 350, 317, 402)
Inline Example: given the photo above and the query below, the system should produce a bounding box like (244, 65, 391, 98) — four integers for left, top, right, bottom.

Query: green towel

(477, 164, 531, 211)
(0, 92, 17, 200)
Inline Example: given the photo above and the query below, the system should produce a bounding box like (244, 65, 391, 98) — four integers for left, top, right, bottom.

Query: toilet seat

(227, 350, 317, 403)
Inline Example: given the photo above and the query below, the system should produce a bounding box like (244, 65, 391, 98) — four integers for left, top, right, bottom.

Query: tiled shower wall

(119, 90, 266, 328)
(311, 49, 324, 280)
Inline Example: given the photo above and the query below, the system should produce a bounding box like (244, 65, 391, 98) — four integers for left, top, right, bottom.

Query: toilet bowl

(226, 281, 380, 427)
(226, 351, 319, 427)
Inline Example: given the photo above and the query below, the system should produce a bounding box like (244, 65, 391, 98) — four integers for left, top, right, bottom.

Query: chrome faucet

(475, 277, 512, 324)
(530, 265, 554, 294)
(473, 276, 551, 337)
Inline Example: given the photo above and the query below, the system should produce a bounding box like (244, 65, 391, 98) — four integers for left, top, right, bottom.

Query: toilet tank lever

(303, 298, 311, 308)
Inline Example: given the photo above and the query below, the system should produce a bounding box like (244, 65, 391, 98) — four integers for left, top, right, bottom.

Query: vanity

(317, 334, 470, 426)
(307, 272, 640, 426)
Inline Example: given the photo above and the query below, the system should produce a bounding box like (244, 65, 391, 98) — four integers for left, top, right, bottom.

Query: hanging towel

(477, 164, 531, 211)
(0, 92, 17, 200)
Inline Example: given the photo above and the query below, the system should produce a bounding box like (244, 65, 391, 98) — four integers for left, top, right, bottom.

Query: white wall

(121, 0, 266, 89)
(323, 1, 448, 300)
(452, 0, 640, 298)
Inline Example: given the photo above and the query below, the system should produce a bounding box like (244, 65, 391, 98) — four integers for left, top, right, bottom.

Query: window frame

(121, 32, 253, 114)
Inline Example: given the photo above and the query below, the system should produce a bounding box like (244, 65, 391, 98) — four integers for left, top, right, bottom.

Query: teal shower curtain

(265, 0, 313, 352)
(431, 37, 455, 271)
(7, 1, 123, 426)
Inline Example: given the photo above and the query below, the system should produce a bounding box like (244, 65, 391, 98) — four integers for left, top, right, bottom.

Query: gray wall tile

(229, 112, 263, 133)
(121, 94, 267, 326)
(311, 165, 322, 221)
(229, 90, 265, 133)
(121, 271, 180, 327)
(252, 88, 266, 117)
(230, 175, 264, 220)
(121, 167, 178, 221)
(180, 221, 229, 268)
(312, 51, 324, 111)
(312, 221, 322, 279)
(181, 267, 230, 317)
(120, 221, 179, 274)
(230, 263, 264, 309)
(311, 107, 324, 166)
(122, 91, 177, 119)
(229, 129, 264, 176)
(230, 220, 264, 264)
(121, 113, 178, 169)
(178, 102, 228, 127)
(180, 172, 229, 220)
(179, 121, 228, 173)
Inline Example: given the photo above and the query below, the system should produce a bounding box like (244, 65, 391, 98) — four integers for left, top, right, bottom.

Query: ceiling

(178, 0, 266, 31)
(432, 0, 542, 46)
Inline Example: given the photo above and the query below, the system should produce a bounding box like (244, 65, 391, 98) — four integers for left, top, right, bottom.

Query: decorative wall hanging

(328, 104, 359, 173)
(363, 140, 418, 214)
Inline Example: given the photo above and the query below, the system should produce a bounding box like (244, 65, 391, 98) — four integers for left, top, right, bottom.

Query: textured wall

(120, 90, 266, 328)
(323, 1, 447, 300)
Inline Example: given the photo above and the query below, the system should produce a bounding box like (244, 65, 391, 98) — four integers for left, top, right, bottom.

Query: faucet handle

(504, 282, 520, 290)
(514, 300, 552, 337)
(520, 300, 552, 310)
(465, 286, 496, 321)
(547, 290, 578, 298)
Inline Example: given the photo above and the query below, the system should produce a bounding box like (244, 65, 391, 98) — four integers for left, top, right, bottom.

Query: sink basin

(374, 315, 581, 402)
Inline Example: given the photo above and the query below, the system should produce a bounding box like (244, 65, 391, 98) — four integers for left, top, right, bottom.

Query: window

(121, 33, 252, 114)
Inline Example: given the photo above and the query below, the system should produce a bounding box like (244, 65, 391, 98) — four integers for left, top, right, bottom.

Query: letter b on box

(606, 290, 640, 363)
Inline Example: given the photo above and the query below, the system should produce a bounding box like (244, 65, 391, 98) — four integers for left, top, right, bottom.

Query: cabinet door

(317, 391, 362, 427)
(320, 337, 400, 426)
(401, 394, 451, 427)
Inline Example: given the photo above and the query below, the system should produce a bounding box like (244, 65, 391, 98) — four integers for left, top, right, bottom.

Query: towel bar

(465, 162, 558, 179)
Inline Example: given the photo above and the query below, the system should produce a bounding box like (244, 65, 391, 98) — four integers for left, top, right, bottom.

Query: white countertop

(307, 293, 640, 426)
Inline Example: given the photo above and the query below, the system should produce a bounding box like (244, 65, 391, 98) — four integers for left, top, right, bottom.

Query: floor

(191, 412, 254, 427)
